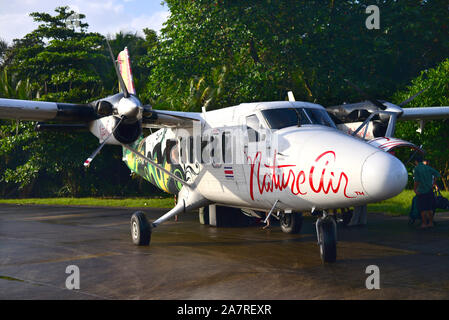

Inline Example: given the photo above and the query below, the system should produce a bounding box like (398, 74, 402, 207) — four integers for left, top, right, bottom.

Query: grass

(0, 190, 447, 215)
(0, 275, 24, 282)
(368, 189, 449, 216)
(0, 196, 174, 208)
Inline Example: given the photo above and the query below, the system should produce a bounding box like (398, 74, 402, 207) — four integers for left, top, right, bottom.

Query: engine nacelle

(337, 120, 387, 140)
(88, 116, 141, 145)
(113, 120, 142, 144)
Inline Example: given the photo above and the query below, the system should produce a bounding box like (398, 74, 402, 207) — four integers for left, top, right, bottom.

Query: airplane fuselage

(121, 101, 408, 213)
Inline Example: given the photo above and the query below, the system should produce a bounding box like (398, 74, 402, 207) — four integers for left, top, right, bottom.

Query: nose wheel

(315, 212, 337, 263)
(130, 211, 152, 246)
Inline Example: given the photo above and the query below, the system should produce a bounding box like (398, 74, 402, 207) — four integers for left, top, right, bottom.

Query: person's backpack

(434, 189, 449, 210)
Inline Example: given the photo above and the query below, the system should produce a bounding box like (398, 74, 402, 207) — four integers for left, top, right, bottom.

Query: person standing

(413, 155, 441, 228)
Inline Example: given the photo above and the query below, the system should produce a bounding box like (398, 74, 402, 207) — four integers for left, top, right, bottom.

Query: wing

(398, 106, 449, 121)
(0, 98, 97, 122)
(0, 97, 201, 128)
(142, 109, 202, 128)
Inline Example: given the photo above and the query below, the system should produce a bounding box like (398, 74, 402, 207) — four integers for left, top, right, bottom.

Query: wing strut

(264, 199, 280, 223)
(122, 144, 191, 187)
(84, 116, 125, 167)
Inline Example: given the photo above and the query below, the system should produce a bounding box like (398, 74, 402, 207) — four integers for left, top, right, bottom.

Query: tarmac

(1, 203, 449, 300)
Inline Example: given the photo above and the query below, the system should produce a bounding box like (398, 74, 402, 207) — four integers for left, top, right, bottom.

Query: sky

(0, 0, 170, 44)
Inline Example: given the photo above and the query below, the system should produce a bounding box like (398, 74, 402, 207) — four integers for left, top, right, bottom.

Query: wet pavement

(0, 204, 449, 299)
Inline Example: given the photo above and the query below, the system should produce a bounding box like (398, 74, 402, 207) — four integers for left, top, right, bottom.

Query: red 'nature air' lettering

(309, 151, 354, 199)
(247, 150, 354, 200)
(248, 152, 308, 200)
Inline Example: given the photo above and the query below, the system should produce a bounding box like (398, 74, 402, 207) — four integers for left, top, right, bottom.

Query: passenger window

(166, 139, 179, 164)
(222, 132, 232, 164)
(246, 114, 261, 142)
(188, 136, 194, 163)
(201, 136, 209, 164)
(178, 137, 186, 164)
(210, 136, 215, 158)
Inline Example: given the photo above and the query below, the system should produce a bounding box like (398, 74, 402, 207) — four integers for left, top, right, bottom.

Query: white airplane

(1, 46, 448, 263)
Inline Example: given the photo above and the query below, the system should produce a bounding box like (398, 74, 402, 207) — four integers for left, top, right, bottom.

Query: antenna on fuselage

(287, 91, 296, 102)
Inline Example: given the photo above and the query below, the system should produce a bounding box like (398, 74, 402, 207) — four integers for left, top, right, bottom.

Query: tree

(0, 7, 166, 198)
(0, 38, 8, 65)
(0, 68, 39, 196)
(145, 0, 448, 109)
(1, 7, 126, 197)
(394, 59, 449, 190)
(8, 6, 112, 102)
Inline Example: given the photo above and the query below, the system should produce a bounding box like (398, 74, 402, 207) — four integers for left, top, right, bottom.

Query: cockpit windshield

(261, 107, 335, 129)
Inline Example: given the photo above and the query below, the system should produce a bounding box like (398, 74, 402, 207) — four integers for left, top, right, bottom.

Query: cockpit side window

(246, 114, 261, 142)
(306, 108, 334, 127)
(261, 107, 335, 130)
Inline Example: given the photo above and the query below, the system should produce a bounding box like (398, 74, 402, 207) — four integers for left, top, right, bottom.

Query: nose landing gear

(314, 211, 337, 263)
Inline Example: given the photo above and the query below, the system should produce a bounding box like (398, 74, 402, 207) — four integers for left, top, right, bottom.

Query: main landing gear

(280, 211, 303, 234)
(130, 211, 152, 246)
(314, 211, 337, 263)
(130, 205, 337, 263)
(129, 188, 209, 247)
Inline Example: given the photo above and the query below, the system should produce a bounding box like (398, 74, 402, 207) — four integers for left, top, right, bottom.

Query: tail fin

(117, 47, 136, 95)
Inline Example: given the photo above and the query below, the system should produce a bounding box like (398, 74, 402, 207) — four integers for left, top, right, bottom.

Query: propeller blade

(106, 39, 130, 98)
(84, 116, 124, 168)
(344, 79, 386, 110)
(398, 87, 428, 107)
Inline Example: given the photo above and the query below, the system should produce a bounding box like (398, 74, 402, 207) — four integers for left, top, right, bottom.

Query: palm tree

(0, 38, 8, 66)
(0, 68, 37, 99)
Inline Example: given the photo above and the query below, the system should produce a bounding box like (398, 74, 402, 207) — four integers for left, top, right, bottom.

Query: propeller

(344, 79, 387, 110)
(340, 79, 430, 138)
(398, 87, 428, 107)
(83, 41, 146, 167)
(344, 79, 428, 111)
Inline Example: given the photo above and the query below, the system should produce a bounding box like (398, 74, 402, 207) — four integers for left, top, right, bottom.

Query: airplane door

(241, 114, 272, 208)
(197, 127, 248, 206)
(219, 129, 248, 199)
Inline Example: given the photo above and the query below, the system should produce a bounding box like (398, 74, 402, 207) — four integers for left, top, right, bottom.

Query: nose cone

(118, 96, 141, 120)
(361, 151, 408, 201)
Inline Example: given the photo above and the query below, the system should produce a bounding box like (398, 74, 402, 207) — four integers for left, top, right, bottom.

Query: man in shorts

(413, 155, 441, 228)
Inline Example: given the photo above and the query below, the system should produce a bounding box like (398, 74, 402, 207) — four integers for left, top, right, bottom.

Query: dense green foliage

(144, 0, 448, 108)
(0, 2, 448, 197)
(394, 59, 449, 189)
(0, 7, 159, 197)
(368, 189, 449, 216)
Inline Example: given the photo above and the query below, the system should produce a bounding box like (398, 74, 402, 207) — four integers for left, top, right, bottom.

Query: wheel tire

(280, 212, 303, 234)
(318, 219, 337, 263)
(130, 211, 151, 246)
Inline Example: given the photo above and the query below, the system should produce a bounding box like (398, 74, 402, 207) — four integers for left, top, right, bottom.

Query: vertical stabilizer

(117, 47, 136, 95)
